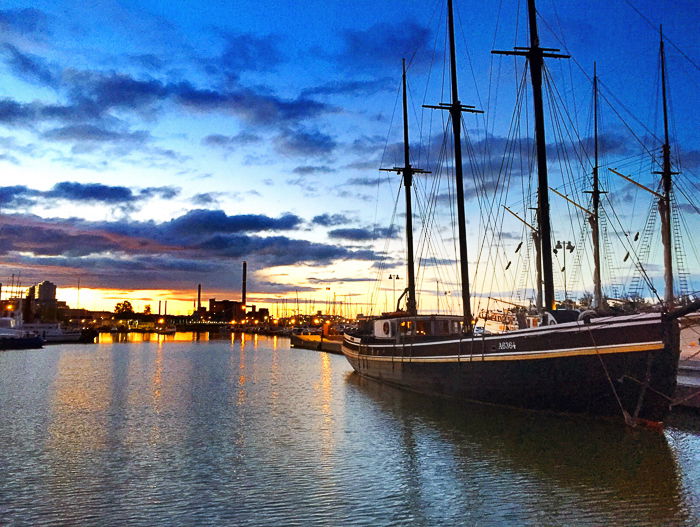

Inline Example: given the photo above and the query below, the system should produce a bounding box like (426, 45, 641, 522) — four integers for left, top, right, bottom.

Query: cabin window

(415, 320, 429, 336)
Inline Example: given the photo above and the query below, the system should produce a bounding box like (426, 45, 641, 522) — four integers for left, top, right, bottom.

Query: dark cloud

(173, 83, 335, 126)
(69, 72, 168, 111)
(0, 66, 336, 134)
(347, 135, 387, 156)
(1, 44, 58, 86)
(328, 226, 396, 241)
(192, 193, 219, 206)
(677, 203, 700, 216)
(312, 213, 350, 227)
(195, 233, 370, 266)
(0, 212, 379, 290)
(499, 231, 522, 241)
(306, 276, 374, 284)
(47, 182, 134, 203)
(212, 32, 285, 80)
(0, 8, 50, 38)
(162, 209, 303, 237)
(0, 185, 39, 207)
(293, 165, 335, 175)
(202, 132, 262, 150)
(274, 127, 336, 157)
(128, 54, 166, 71)
(0, 99, 33, 125)
(43, 124, 149, 144)
(337, 21, 432, 71)
(139, 186, 180, 200)
(681, 149, 700, 169)
(346, 176, 384, 186)
(0, 182, 179, 209)
(301, 78, 394, 98)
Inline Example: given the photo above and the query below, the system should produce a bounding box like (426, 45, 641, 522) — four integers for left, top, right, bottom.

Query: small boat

(342, 0, 698, 426)
(0, 330, 43, 350)
(18, 322, 85, 343)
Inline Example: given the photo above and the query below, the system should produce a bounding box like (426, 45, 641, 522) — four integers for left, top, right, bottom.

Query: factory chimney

(242, 261, 247, 305)
(197, 284, 202, 311)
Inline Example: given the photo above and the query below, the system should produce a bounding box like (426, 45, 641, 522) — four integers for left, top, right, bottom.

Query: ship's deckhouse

(372, 315, 464, 340)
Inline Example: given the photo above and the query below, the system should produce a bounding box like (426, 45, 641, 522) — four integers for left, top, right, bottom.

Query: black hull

(342, 313, 680, 424)
(0, 336, 44, 350)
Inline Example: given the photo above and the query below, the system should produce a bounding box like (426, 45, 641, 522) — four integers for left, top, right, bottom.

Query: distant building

(36, 281, 57, 302)
(208, 298, 245, 322)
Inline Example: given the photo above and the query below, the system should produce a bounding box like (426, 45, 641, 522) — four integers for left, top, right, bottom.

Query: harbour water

(1, 334, 699, 526)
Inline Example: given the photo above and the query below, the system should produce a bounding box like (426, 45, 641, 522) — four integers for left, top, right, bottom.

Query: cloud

(139, 186, 180, 200)
(346, 176, 384, 186)
(301, 78, 394, 98)
(0, 65, 337, 134)
(0, 211, 379, 290)
(173, 83, 335, 126)
(274, 127, 336, 157)
(312, 213, 350, 227)
(681, 149, 700, 169)
(0, 185, 40, 207)
(195, 233, 373, 266)
(210, 32, 285, 80)
(293, 165, 335, 175)
(192, 192, 219, 206)
(0, 182, 179, 209)
(1, 43, 58, 86)
(336, 21, 432, 71)
(47, 182, 134, 203)
(0, 8, 50, 39)
(43, 124, 149, 144)
(328, 226, 396, 241)
(202, 132, 262, 150)
(162, 209, 303, 237)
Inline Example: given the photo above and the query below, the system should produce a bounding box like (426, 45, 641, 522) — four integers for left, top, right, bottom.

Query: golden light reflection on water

(237, 335, 247, 407)
(315, 352, 335, 458)
(152, 344, 163, 411)
(47, 351, 111, 454)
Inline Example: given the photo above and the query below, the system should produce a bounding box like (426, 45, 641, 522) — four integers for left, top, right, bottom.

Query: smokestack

(197, 284, 202, 311)
(164, 301, 167, 315)
(242, 261, 247, 305)
(158, 300, 162, 315)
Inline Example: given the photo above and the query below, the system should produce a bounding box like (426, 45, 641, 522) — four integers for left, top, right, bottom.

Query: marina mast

(493, 0, 569, 311)
(424, 0, 482, 330)
(382, 59, 429, 316)
(591, 64, 603, 310)
(655, 27, 676, 308)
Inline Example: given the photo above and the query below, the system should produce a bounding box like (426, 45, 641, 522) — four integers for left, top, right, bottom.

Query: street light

(388, 274, 401, 311)
(553, 240, 575, 301)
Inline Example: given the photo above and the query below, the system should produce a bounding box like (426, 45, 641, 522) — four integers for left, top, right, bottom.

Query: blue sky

(0, 0, 697, 314)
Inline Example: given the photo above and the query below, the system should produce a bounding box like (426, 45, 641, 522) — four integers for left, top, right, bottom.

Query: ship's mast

(591, 63, 603, 309)
(402, 60, 418, 316)
(425, 0, 482, 330)
(655, 27, 675, 308)
(382, 59, 428, 316)
(493, 0, 569, 312)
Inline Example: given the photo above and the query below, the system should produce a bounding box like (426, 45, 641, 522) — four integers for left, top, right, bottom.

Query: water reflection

(2, 338, 697, 526)
(346, 373, 693, 526)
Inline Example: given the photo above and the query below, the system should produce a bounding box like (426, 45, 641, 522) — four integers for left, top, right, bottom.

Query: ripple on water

(0, 336, 699, 526)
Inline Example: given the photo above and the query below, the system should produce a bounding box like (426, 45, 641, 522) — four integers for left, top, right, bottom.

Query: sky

(0, 0, 698, 316)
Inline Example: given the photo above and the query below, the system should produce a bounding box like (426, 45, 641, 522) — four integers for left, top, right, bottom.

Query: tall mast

(591, 63, 603, 309)
(401, 59, 418, 316)
(382, 59, 428, 316)
(656, 27, 675, 307)
(493, 0, 569, 312)
(425, 0, 482, 330)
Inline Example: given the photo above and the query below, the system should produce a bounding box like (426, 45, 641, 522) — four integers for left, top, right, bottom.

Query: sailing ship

(341, 0, 699, 426)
